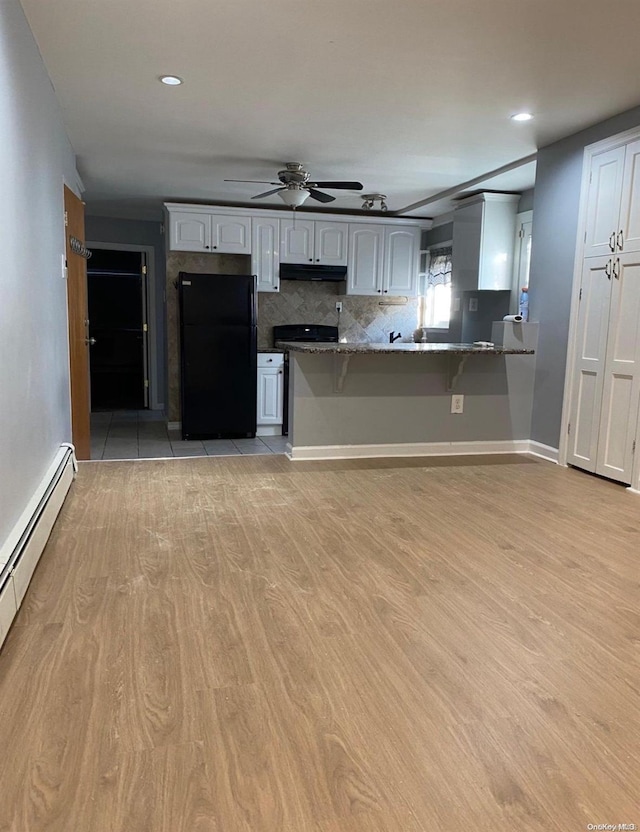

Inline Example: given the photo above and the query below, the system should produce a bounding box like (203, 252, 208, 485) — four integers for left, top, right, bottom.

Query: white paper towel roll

(503, 314, 524, 322)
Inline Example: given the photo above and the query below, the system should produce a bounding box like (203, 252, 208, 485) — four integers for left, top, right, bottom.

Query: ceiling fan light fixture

(278, 188, 310, 208)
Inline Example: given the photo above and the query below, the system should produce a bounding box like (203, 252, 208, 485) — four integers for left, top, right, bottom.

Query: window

(420, 247, 452, 329)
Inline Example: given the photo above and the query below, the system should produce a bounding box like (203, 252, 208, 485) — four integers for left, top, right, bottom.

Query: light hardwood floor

(0, 454, 638, 831)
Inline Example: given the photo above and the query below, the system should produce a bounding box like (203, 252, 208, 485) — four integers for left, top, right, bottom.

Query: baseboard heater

(0, 445, 76, 650)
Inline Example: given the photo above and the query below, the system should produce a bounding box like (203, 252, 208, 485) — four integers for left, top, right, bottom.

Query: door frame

(85, 241, 163, 411)
(558, 124, 640, 492)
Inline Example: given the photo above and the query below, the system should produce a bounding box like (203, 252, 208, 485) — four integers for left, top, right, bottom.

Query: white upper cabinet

(619, 139, 640, 254)
(383, 226, 420, 296)
(452, 194, 519, 292)
(347, 225, 385, 295)
(211, 216, 251, 254)
(280, 219, 347, 265)
(169, 210, 251, 254)
(252, 217, 280, 292)
(584, 146, 626, 258)
(347, 224, 419, 296)
(170, 211, 211, 252)
(314, 221, 348, 265)
(280, 219, 314, 263)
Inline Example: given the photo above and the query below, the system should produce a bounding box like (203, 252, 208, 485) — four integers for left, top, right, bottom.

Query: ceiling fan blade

(251, 187, 285, 199)
(224, 179, 280, 184)
(307, 189, 336, 203)
(310, 181, 364, 190)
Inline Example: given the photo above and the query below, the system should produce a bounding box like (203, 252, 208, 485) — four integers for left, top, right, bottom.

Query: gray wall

(84, 216, 167, 408)
(424, 223, 454, 247)
(518, 189, 535, 213)
(0, 0, 78, 558)
(529, 104, 640, 448)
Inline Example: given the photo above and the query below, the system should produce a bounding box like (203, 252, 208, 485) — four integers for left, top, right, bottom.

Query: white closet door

(567, 256, 612, 471)
(595, 251, 640, 483)
(584, 147, 625, 258)
(619, 139, 640, 254)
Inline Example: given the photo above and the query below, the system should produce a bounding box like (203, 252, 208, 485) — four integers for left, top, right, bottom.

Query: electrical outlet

(336, 301, 343, 313)
(451, 394, 464, 414)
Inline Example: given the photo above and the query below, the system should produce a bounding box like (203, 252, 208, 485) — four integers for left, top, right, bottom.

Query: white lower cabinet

(257, 353, 284, 435)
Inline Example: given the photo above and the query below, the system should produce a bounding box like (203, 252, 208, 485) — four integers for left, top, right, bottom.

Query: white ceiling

(20, 0, 640, 220)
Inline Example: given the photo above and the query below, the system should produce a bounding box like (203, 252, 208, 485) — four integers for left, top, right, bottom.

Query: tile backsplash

(165, 251, 419, 419)
(258, 281, 419, 349)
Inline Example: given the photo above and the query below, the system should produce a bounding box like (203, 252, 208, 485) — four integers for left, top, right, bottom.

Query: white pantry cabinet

(583, 139, 640, 258)
(566, 128, 640, 485)
(257, 353, 284, 434)
(346, 224, 419, 297)
(168, 210, 251, 254)
(280, 219, 348, 266)
(252, 217, 280, 292)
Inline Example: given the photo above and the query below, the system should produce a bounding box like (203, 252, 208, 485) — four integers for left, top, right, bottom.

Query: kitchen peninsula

(280, 332, 537, 460)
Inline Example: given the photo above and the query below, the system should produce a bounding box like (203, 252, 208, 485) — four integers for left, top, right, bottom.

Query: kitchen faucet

(389, 331, 402, 343)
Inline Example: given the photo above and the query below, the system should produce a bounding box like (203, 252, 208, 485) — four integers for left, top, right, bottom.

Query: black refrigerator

(179, 272, 257, 439)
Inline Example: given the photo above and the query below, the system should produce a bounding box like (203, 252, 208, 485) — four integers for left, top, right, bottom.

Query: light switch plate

(468, 298, 478, 312)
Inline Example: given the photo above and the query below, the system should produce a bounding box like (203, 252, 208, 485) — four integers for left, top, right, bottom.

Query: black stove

(273, 324, 339, 344)
(273, 325, 339, 436)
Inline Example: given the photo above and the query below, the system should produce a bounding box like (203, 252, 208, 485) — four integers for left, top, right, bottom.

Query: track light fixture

(361, 193, 388, 211)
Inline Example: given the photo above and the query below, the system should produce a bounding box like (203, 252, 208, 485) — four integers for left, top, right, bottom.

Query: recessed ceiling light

(160, 75, 183, 86)
(511, 112, 534, 122)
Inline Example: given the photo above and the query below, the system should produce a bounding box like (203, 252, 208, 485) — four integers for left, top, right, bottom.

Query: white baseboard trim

(527, 442, 560, 463)
(287, 439, 533, 461)
(0, 446, 75, 650)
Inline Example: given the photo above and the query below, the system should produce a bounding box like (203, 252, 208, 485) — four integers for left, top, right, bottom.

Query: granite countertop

(275, 341, 535, 356)
(258, 348, 286, 354)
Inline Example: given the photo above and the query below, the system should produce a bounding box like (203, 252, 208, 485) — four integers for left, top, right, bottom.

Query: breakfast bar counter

(280, 326, 538, 461)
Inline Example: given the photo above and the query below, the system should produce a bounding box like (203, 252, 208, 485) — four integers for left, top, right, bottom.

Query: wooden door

(595, 251, 640, 483)
(583, 146, 625, 258)
(64, 185, 91, 459)
(566, 256, 612, 472)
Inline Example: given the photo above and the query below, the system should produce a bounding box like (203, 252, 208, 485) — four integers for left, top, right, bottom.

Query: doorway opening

(87, 248, 149, 411)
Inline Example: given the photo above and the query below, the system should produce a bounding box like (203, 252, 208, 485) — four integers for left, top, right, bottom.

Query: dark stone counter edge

(275, 341, 535, 356)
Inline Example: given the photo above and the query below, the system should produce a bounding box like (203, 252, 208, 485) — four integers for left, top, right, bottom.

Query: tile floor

(90, 411, 288, 460)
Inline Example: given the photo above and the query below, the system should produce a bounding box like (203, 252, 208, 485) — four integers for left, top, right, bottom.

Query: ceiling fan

(225, 162, 364, 208)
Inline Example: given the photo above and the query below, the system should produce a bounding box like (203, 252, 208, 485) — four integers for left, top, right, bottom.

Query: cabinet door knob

(205, 245, 210, 249)
(309, 258, 313, 262)
(377, 289, 381, 293)
(213, 245, 217, 250)
(383, 289, 388, 294)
